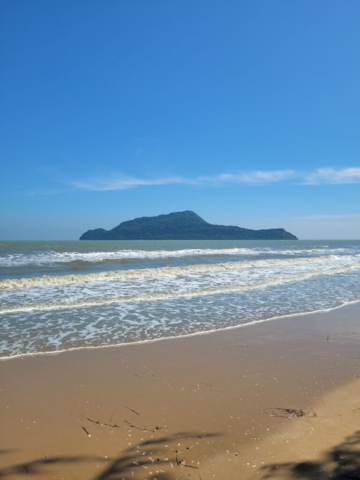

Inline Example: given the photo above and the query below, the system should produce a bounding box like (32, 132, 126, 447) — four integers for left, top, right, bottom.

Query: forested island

(80, 211, 297, 240)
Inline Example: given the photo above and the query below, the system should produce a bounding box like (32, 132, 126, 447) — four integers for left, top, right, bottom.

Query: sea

(0, 240, 359, 360)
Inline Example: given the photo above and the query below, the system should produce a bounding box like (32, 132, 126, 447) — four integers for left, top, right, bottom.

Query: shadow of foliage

(94, 431, 220, 480)
(0, 431, 220, 479)
(0, 455, 104, 478)
(259, 430, 360, 480)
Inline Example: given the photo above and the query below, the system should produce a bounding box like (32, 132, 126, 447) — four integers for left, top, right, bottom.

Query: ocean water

(0, 240, 359, 359)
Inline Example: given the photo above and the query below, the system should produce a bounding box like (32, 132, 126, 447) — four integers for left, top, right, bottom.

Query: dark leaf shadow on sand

(94, 431, 221, 480)
(0, 431, 220, 479)
(0, 455, 105, 478)
(258, 430, 360, 480)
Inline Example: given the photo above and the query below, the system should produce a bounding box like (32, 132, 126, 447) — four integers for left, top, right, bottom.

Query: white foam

(1, 254, 358, 290)
(1, 299, 359, 361)
(1, 261, 359, 314)
(0, 246, 354, 267)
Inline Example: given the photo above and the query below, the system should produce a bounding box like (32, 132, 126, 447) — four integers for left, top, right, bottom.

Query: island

(80, 211, 297, 240)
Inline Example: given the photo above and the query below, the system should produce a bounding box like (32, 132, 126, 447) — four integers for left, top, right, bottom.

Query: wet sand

(0, 303, 359, 479)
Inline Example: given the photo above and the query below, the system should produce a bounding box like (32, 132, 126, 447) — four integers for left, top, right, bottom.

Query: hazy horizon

(1, 209, 360, 241)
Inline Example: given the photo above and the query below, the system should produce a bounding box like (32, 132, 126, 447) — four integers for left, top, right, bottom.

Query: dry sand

(0, 303, 359, 479)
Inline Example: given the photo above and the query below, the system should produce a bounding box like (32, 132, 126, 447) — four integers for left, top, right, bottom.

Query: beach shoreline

(0, 303, 359, 479)
(1, 298, 359, 362)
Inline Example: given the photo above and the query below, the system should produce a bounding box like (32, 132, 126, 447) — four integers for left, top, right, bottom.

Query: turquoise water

(0, 240, 359, 358)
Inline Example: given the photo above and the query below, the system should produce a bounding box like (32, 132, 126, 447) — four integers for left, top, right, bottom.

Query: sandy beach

(0, 303, 359, 480)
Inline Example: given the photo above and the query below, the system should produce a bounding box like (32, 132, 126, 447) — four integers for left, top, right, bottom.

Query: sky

(0, 0, 359, 240)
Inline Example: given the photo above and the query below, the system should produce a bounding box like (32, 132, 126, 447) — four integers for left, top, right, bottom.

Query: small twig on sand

(81, 426, 91, 436)
(200, 381, 213, 387)
(87, 416, 160, 432)
(87, 418, 122, 428)
(123, 419, 161, 432)
(199, 381, 223, 393)
(125, 406, 140, 416)
(109, 407, 118, 423)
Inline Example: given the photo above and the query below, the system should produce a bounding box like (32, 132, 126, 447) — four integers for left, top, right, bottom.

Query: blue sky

(1, 0, 359, 240)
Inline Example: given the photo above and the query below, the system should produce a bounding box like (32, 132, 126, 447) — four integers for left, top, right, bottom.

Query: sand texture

(0, 303, 359, 479)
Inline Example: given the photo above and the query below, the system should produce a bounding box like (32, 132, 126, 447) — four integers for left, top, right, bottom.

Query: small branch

(125, 406, 140, 416)
(81, 426, 91, 436)
(87, 416, 161, 432)
(200, 381, 213, 388)
(109, 407, 118, 423)
(123, 419, 161, 432)
(199, 381, 223, 393)
(87, 418, 123, 428)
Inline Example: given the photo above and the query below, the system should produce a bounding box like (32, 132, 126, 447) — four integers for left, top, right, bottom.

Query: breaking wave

(1, 254, 358, 290)
(0, 246, 353, 268)
(1, 262, 359, 315)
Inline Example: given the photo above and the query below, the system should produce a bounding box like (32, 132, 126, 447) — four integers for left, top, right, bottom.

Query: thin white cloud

(68, 167, 360, 191)
(210, 169, 296, 184)
(70, 169, 297, 191)
(69, 175, 197, 191)
(304, 167, 360, 185)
